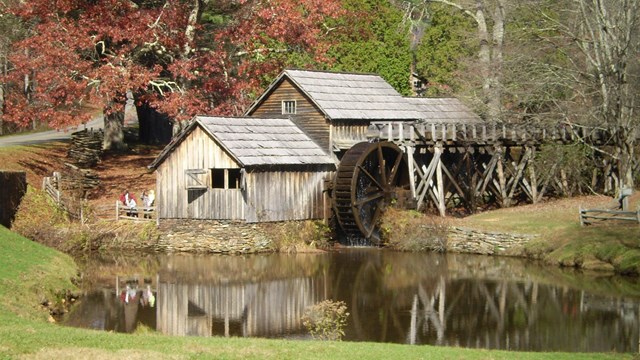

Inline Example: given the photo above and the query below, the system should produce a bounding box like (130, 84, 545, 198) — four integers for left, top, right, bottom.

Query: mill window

(185, 169, 208, 189)
(282, 100, 297, 114)
(212, 168, 242, 189)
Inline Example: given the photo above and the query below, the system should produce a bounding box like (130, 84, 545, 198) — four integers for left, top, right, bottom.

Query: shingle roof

(405, 97, 483, 124)
(246, 69, 483, 123)
(247, 69, 423, 120)
(149, 116, 335, 169)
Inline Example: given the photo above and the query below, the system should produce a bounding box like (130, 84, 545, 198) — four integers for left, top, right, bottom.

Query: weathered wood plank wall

(245, 171, 331, 222)
(332, 121, 369, 150)
(249, 79, 330, 152)
(156, 124, 331, 222)
(156, 126, 243, 220)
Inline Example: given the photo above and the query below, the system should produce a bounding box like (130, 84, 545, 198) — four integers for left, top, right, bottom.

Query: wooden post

(435, 144, 446, 216)
(116, 200, 120, 221)
(406, 146, 416, 200)
(495, 145, 507, 207)
(579, 205, 585, 226)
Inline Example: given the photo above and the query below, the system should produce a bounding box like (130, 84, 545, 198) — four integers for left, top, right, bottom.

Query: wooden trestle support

(368, 121, 636, 216)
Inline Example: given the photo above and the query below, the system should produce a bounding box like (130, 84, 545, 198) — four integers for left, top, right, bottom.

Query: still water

(64, 250, 640, 352)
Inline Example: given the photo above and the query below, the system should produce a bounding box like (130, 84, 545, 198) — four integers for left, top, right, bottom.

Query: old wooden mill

(149, 69, 637, 244)
(333, 120, 637, 243)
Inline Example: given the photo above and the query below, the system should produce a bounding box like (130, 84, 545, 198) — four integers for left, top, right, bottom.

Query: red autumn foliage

(1, 0, 343, 129)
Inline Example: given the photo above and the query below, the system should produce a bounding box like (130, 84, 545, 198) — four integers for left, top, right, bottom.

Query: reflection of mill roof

(157, 252, 324, 284)
(149, 116, 335, 169)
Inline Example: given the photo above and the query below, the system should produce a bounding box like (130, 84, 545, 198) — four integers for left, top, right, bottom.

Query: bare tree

(424, 0, 506, 122)
(549, 0, 639, 188)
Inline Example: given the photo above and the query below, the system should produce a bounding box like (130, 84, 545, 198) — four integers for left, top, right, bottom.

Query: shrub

(533, 142, 595, 196)
(265, 220, 333, 253)
(301, 300, 349, 341)
(380, 207, 449, 252)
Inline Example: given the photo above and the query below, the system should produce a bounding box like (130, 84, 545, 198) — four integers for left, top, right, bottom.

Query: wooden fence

(42, 173, 62, 204)
(42, 173, 93, 223)
(579, 206, 640, 226)
(116, 201, 156, 222)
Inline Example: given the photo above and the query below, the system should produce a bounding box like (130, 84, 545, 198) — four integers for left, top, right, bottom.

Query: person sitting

(141, 190, 153, 218)
(148, 189, 155, 207)
(120, 190, 137, 217)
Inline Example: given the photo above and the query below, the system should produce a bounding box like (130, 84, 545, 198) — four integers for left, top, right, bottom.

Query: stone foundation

(156, 219, 274, 253)
(447, 226, 537, 255)
(128, 219, 535, 256)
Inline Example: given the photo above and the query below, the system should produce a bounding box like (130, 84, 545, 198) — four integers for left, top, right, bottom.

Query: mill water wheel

(333, 141, 410, 244)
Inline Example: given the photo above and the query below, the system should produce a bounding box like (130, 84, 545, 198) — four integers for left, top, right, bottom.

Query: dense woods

(0, 0, 638, 186)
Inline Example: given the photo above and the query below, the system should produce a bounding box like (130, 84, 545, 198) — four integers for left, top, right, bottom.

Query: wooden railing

(368, 121, 622, 146)
(579, 206, 640, 226)
(116, 201, 156, 222)
(42, 173, 62, 205)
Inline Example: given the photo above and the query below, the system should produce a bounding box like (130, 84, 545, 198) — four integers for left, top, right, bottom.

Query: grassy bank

(383, 194, 640, 274)
(0, 226, 631, 359)
(463, 195, 640, 274)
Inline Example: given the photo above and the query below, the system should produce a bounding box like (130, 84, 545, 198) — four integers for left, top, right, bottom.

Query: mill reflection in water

(64, 250, 640, 352)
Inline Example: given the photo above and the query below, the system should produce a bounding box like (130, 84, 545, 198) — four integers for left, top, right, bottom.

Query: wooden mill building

(150, 69, 482, 224)
(148, 116, 335, 222)
(245, 69, 479, 157)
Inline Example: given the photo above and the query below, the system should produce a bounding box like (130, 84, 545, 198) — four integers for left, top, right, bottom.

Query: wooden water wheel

(333, 141, 409, 244)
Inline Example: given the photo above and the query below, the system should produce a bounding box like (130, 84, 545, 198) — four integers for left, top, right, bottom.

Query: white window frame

(282, 100, 297, 114)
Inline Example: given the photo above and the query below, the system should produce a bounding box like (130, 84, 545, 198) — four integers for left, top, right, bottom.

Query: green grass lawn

(0, 226, 635, 359)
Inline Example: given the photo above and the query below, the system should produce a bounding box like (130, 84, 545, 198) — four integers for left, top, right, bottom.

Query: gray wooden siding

(244, 171, 331, 223)
(156, 126, 244, 220)
(332, 121, 370, 149)
(249, 79, 331, 152)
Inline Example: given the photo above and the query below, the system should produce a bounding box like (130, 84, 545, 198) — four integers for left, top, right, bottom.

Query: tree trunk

(620, 133, 636, 189)
(0, 79, 4, 136)
(183, 0, 202, 57)
(103, 103, 127, 151)
(0, 51, 5, 136)
(488, 0, 505, 122)
(430, 0, 505, 122)
(135, 101, 173, 145)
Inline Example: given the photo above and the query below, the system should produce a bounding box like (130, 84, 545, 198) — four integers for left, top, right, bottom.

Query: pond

(64, 249, 640, 352)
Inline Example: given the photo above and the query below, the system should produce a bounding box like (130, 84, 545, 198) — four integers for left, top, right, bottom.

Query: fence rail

(116, 201, 156, 222)
(579, 206, 640, 226)
(42, 174, 61, 205)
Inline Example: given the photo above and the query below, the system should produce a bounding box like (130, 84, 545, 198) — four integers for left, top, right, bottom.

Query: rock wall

(447, 226, 537, 255)
(0, 171, 26, 228)
(155, 219, 274, 253)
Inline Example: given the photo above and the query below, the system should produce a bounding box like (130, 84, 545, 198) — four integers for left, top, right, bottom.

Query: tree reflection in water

(64, 250, 640, 352)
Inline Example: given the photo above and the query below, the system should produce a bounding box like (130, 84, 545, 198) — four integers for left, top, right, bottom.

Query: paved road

(0, 114, 104, 147)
